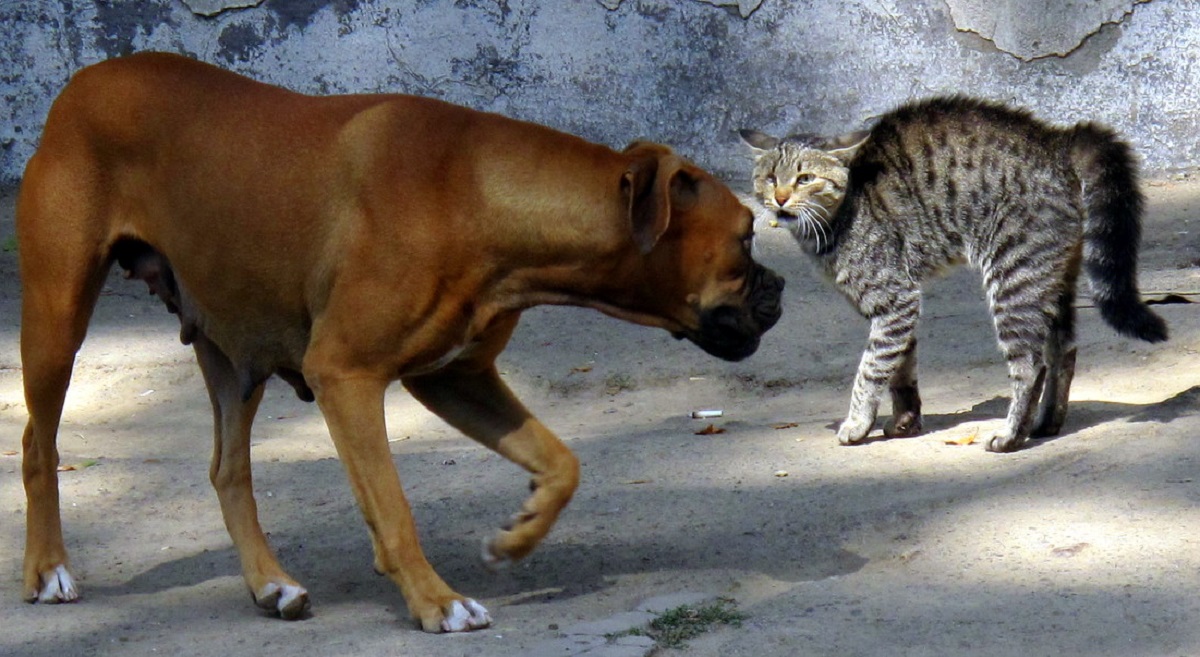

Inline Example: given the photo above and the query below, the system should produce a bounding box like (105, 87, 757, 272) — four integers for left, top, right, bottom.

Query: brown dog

(17, 52, 783, 632)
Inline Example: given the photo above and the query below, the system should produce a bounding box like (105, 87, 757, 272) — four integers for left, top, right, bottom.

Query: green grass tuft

(607, 597, 746, 652)
(649, 597, 745, 649)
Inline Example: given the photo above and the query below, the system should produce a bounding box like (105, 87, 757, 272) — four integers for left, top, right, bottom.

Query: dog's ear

(622, 144, 685, 254)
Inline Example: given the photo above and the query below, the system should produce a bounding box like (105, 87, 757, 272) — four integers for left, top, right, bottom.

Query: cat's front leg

(838, 297, 921, 445)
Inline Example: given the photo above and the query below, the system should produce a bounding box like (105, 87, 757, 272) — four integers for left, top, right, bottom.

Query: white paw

(440, 599, 492, 632)
(986, 432, 1025, 453)
(480, 536, 512, 572)
(38, 565, 79, 603)
(254, 582, 310, 620)
(836, 418, 872, 445)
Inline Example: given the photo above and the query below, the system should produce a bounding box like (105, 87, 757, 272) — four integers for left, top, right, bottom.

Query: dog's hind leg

(192, 334, 310, 619)
(17, 157, 109, 604)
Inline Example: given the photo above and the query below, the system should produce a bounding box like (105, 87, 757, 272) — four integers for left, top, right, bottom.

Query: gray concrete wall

(2, 0, 1198, 186)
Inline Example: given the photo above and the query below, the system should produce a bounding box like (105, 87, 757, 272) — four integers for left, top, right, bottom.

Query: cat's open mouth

(770, 211, 802, 232)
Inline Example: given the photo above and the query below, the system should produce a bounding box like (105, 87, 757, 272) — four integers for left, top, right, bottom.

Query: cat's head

(738, 129, 869, 231)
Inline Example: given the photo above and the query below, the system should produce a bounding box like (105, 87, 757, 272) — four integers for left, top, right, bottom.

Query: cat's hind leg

(1032, 285, 1078, 438)
(982, 250, 1060, 452)
(838, 292, 921, 445)
(883, 340, 923, 438)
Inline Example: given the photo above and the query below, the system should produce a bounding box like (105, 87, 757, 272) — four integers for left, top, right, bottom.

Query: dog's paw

(440, 599, 492, 633)
(29, 565, 79, 604)
(480, 536, 514, 572)
(253, 581, 310, 620)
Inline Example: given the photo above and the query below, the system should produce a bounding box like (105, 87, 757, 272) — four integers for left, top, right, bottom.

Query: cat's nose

(774, 188, 791, 206)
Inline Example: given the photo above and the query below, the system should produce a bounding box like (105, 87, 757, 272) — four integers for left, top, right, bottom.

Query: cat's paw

(883, 411, 923, 438)
(836, 418, 873, 445)
(985, 431, 1026, 453)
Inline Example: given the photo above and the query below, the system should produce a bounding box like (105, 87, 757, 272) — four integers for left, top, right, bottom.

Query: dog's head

(617, 142, 784, 362)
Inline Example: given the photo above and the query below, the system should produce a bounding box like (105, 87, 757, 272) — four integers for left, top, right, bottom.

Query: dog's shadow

(85, 454, 871, 617)
(831, 385, 1200, 449)
(86, 386, 1200, 619)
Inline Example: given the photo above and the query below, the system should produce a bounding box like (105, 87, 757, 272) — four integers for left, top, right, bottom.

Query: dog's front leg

(308, 371, 490, 632)
(403, 364, 581, 568)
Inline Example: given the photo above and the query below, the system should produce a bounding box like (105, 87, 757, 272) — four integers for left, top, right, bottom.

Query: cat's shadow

(826, 385, 1200, 450)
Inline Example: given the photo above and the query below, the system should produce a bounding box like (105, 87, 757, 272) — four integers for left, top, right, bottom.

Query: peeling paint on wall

(2, 0, 1199, 184)
(217, 22, 268, 63)
(945, 0, 1151, 60)
(92, 1, 176, 58)
(692, 0, 764, 18)
(182, 0, 266, 17)
(597, 0, 763, 18)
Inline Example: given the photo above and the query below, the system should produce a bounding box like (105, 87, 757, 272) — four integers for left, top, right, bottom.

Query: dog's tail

(1070, 122, 1167, 343)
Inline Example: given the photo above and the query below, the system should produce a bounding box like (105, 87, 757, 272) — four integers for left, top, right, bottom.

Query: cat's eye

(797, 173, 816, 184)
(765, 174, 777, 185)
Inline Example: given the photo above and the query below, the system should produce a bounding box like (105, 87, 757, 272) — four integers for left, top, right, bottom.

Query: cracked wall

(2, 0, 1198, 184)
(946, 0, 1151, 60)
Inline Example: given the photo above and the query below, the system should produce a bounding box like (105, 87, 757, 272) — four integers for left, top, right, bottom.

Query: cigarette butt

(690, 409, 724, 419)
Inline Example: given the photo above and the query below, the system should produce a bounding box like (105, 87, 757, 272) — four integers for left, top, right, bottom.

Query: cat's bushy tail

(1070, 122, 1167, 343)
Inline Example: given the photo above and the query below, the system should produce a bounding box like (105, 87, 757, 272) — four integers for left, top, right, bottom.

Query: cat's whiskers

(794, 203, 831, 252)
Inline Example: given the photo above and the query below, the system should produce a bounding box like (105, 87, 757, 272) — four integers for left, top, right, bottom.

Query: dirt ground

(1, 177, 1199, 657)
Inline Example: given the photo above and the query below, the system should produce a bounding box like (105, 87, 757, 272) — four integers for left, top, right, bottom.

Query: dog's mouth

(681, 321, 762, 362)
(678, 265, 784, 362)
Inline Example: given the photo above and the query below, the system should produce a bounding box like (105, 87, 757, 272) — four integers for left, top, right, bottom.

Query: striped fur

(741, 96, 1166, 452)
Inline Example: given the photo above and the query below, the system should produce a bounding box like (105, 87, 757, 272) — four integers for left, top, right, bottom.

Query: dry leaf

(944, 429, 978, 446)
(143, 458, 162, 464)
(622, 479, 652, 485)
(57, 464, 76, 472)
(772, 422, 799, 430)
(1051, 542, 1090, 557)
(2, 450, 17, 456)
(571, 365, 593, 373)
(694, 424, 726, 436)
(773, 470, 789, 478)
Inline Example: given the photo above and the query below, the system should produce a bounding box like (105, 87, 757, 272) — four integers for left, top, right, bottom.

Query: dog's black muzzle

(683, 265, 784, 362)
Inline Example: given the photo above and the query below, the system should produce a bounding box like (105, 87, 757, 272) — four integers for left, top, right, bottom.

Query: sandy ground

(1, 177, 1199, 657)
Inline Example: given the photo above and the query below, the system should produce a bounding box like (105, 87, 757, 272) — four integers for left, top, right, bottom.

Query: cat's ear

(823, 130, 870, 164)
(621, 142, 685, 254)
(738, 129, 779, 152)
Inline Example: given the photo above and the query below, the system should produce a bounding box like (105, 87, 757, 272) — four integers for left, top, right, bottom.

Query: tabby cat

(740, 96, 1167, 452)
